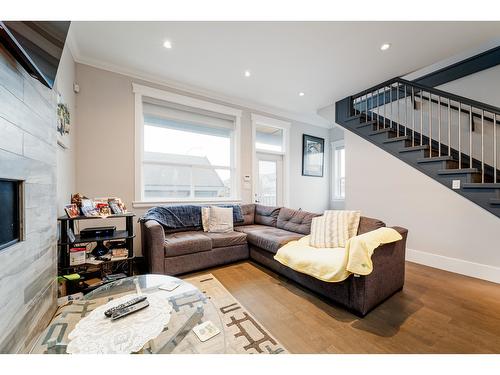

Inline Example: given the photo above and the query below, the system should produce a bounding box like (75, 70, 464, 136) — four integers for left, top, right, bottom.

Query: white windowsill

(132, 198, 242, 209)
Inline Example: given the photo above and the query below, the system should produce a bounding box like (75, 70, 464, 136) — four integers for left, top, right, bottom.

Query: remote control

(104, 296, 147, 317)
(111, 300, 150, 320)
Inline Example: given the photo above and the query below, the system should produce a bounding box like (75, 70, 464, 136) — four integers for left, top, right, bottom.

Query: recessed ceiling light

(244, 70, 251, 77)
(299, 92, 305, 97)
(380, 43, 391, 51)
(163, 40, 172, 49)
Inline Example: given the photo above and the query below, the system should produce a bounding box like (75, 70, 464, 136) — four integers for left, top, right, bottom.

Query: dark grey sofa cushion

(204, 231, 247, 248)
(277, 207, 320, 235)
(234, 224, 269, 234)
(357, 216, 386, 235)
(164, 231, 212, 257)
(254, 204, 281, 227)
(235, 204, 256, 226)
(245, 227, 303, 254)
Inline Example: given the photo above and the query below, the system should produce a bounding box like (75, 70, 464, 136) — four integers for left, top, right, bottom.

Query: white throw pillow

(310, 210, 361, 248)
(201, 207, 210, 232)
(208, 206, 233, 233)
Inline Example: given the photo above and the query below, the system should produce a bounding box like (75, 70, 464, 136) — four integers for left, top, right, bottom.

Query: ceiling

(69, 21, 500, 127)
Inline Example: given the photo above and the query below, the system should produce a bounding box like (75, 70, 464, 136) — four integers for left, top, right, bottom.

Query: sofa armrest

(349, 226, 408, 316)
(141, 220, 166, 274)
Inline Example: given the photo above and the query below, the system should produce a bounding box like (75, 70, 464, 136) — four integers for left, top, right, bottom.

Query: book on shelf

(69, 247, 86, 266)
(111, 248, 128, 258)
(85, 257, 103, 265)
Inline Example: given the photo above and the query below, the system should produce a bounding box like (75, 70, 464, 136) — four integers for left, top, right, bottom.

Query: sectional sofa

(141, 204, 408, 316)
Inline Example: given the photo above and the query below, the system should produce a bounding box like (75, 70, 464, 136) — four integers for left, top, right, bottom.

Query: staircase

(335, 77, 500, 218)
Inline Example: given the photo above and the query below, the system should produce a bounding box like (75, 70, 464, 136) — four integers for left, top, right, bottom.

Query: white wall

(54, 46, 77, 216)
(74, 63, 330, 254)
(437, 64, 500, 109)
(345, 131, 500, 283)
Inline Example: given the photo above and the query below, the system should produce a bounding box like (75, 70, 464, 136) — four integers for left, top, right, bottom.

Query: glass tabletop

(31, 274, 226, 354)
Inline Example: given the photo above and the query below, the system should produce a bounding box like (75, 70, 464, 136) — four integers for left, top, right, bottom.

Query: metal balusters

(366, 93, 370, 121)
(404, 85, 407, 137)
(429, 92, 432, 157)
(397, 83, 400, 135)
(495, 113, 498, 183)
(438, 96, 441, 157)
(390, 84, 393, 130)
(458, 102, 462, 169)
(469, 106, 473, 168)
(364, 94, 367, 121)
(481, 110, 484, 183)
(420, 90, 424, 146)
(384, 87, 387, 128)
(448, 99, 451, 156)
(366, 94, 369, 122)
(349, 78, 499, 185)
(412, 87, 415, 146)
(377, 88, 380, 129)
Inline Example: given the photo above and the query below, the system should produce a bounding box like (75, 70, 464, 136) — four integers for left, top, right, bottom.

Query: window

(332, 141, 345, 200)
(255, 125, 284, 152)
(251, 114, 290, 207)
(134, 85, 241, 203)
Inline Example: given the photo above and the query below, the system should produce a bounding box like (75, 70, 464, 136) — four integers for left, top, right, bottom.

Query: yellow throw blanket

(273, 227, 402, 283)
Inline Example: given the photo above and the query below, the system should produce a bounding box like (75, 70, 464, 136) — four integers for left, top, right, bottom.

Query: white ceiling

(69, 21, 500, 126)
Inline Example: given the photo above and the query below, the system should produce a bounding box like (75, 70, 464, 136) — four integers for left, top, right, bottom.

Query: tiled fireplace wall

(0, 46, 58, 353)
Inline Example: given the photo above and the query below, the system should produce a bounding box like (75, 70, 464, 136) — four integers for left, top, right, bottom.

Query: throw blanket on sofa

(273, 227, 402, 282)
(141, 204, 244, 230)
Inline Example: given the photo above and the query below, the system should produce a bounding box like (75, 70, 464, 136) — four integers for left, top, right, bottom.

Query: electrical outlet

(452, 180, 461, 190)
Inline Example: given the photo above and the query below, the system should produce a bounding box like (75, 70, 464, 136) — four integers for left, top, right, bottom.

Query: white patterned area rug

(185, 273, 289, 354)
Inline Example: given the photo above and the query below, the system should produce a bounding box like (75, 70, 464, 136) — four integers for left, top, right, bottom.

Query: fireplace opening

(0, 179, 23, 251)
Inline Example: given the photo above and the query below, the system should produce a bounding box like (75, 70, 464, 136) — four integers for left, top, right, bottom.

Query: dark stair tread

(462, 183, 500, 189)
(383, 136, 411, 144)
(417, 156, 456, 164)
(399, 145, 429, 153)
(345, 115, 363, 121)
(437, 168, 479, 175)
(355, 120, 377, 129)
(490, 198, 500, 205)
(369, 128, 393, 136)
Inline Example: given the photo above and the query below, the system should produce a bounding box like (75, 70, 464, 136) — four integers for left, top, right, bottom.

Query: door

(255, 153, 283, 206)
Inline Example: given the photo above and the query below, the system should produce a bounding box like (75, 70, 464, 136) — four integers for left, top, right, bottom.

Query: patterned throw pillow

(310, 210, 361, 248)
(208, 206, 234, 233)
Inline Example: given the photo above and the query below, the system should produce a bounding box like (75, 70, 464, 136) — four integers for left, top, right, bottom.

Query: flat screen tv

(0, 21, 70, 89)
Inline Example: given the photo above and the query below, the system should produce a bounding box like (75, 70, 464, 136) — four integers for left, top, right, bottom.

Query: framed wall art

(302, 134, 324, 177)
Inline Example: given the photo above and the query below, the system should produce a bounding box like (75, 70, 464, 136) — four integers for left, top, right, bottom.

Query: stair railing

(350, 77, 500, 184)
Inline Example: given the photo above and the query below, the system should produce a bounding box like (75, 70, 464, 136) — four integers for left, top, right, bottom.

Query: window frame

(331, 140, 345, 202)
(132, 83, 242, 208)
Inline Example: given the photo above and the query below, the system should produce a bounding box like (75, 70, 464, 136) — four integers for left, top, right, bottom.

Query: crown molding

(71, 54, 331, 129)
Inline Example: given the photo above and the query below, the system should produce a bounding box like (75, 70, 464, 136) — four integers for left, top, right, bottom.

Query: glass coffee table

(30, 274, 226, 354)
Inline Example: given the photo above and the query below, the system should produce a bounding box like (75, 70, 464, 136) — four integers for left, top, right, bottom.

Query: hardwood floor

(185, 261, 500, 353)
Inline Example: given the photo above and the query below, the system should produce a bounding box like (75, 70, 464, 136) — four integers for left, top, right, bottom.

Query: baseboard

(406, 248, 500, 284)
